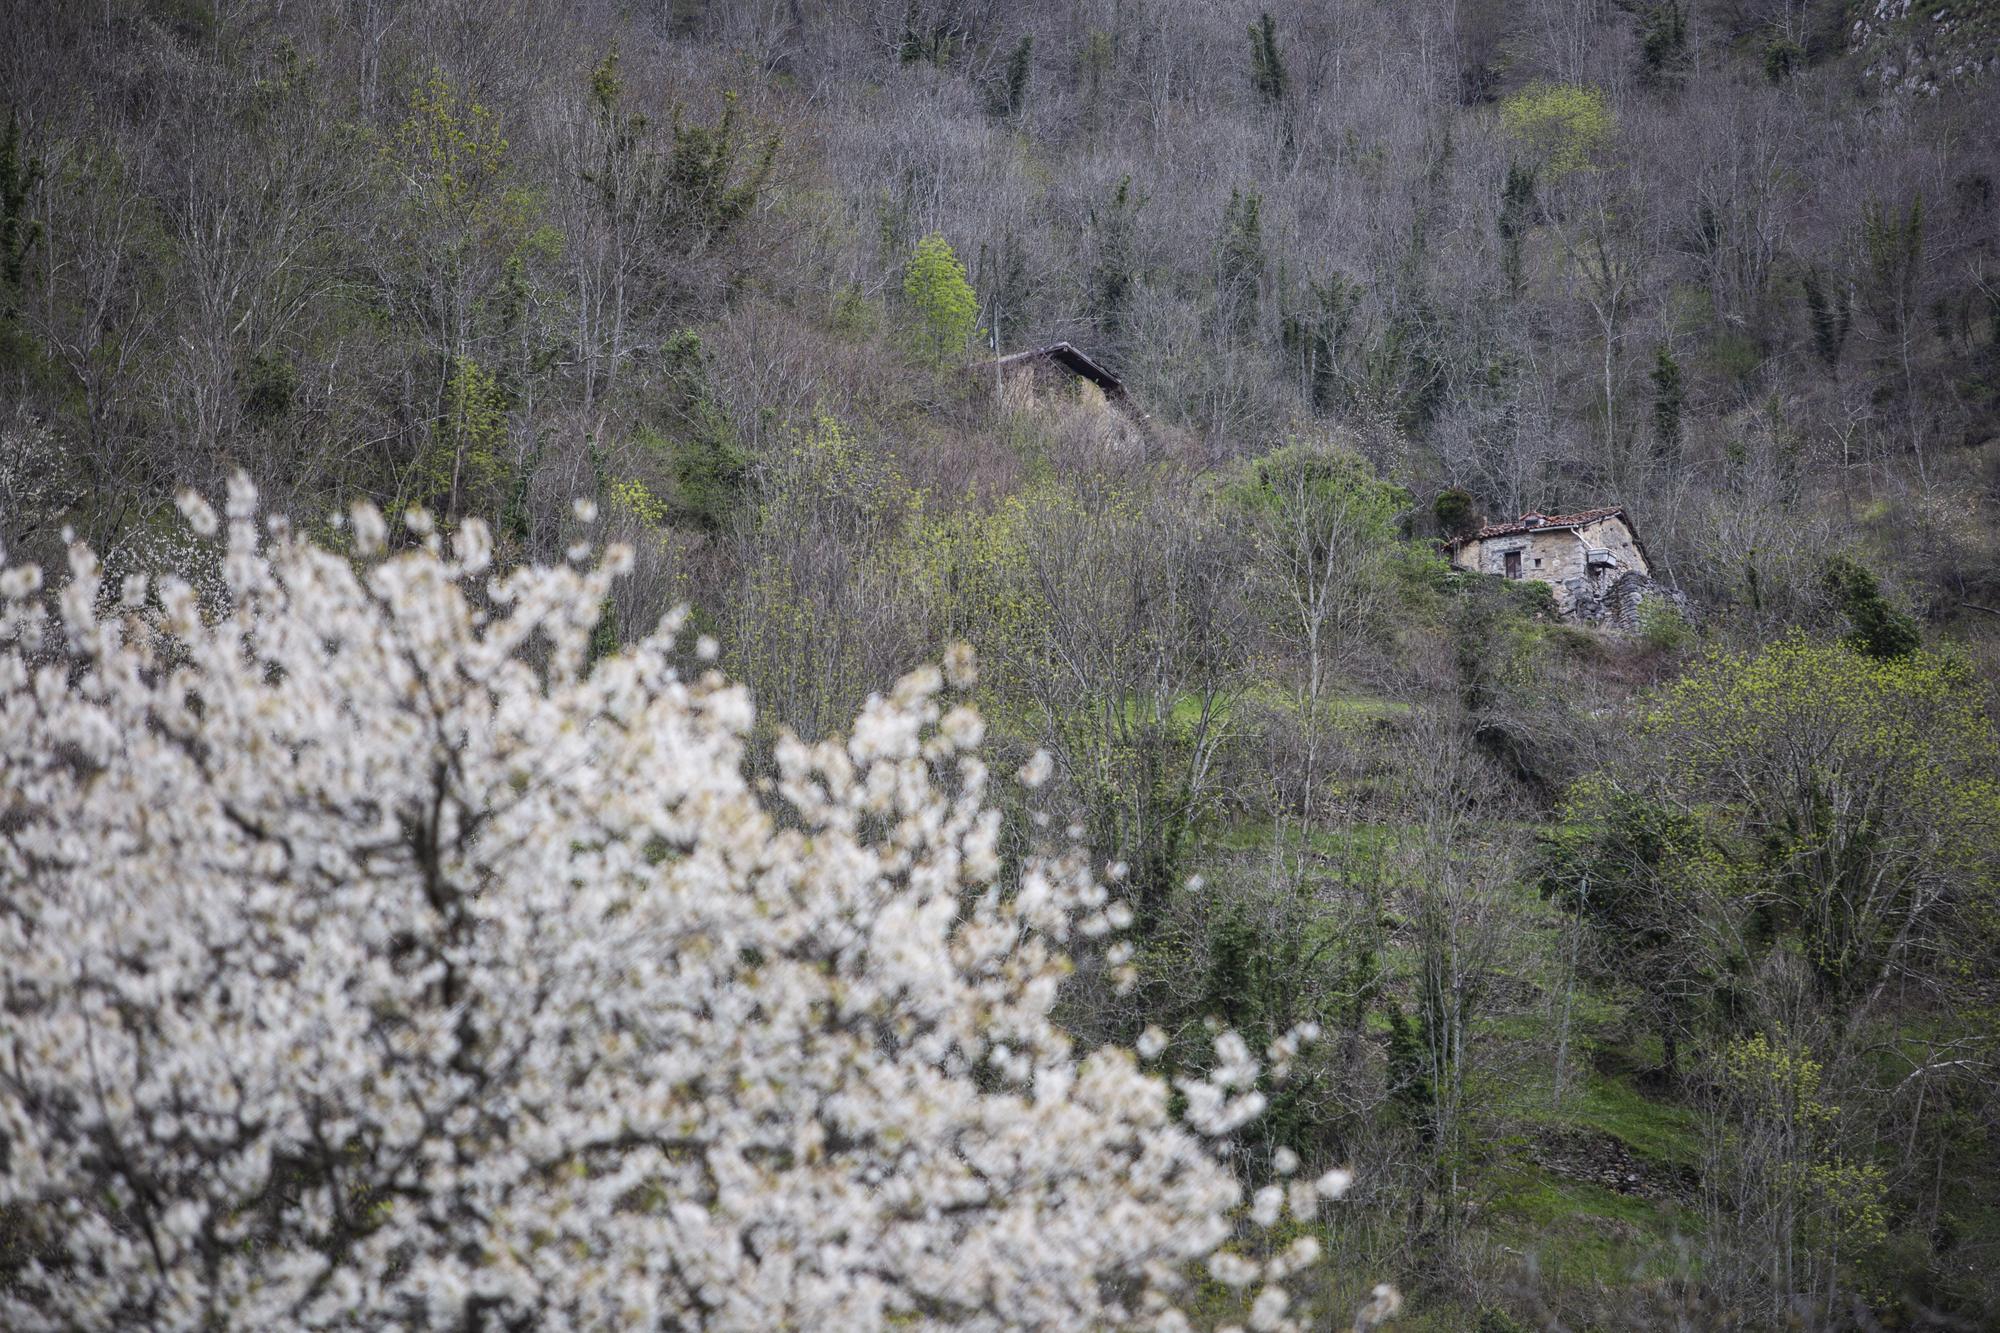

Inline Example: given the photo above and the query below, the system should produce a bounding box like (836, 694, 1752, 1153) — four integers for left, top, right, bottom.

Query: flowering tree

(0, 480, 1347, 1329)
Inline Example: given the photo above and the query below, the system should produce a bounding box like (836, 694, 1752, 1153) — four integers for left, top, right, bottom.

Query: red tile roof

(1455, 506, 1627, 544)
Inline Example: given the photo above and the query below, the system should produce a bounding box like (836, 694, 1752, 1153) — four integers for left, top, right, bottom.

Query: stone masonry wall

(1450, 517, 1652, 616)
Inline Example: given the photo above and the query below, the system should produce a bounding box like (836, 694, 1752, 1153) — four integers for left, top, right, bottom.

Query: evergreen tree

(0, 108, 42, 318)
(1821, 555, 1921, 660)
(1650, 343, 1684, 452)
(1088, 176, 1143, 361)
(978, 230, 1029, 351)
(1497, 162, 1536, 292)
(1861, 193, 1924, 349)
(1217, 188, 1265, 336)
(998, 35, 1033, 118)
(1638, 2, 1689, 89)
(1434, 487, 1480, 540)
(1280, 272, 1361, 413)
(1801, 264, 1852, 375)
(1248, 13, 1287, 105)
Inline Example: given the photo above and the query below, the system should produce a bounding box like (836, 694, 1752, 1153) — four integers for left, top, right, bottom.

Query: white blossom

(174, 487, 219, 536)
(1017, 748, 1054, 788)
(943, 640, 978, 690)
(0, 478, 1327, 1331)
(1247, 1285, 1290, 1331)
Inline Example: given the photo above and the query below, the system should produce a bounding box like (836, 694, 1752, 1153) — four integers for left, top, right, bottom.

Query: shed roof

(987, 341, 1126, 400)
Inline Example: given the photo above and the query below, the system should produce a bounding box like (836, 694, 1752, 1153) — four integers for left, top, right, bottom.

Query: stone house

(1445, 506, 1672, 624)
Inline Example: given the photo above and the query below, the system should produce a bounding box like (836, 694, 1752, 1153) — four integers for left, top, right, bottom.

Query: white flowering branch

(0, 480, 1357, 1330)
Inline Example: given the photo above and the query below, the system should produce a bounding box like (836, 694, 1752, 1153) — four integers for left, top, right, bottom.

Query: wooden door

(1503, 550, 1522, 578)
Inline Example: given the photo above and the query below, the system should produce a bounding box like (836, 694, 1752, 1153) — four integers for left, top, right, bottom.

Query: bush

(1637, 597, 1693, 652)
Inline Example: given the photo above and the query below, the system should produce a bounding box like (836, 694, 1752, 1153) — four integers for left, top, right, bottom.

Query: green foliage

(238, 350, 297, 426)
(726, 413, 921, 741)
(1764, 36, 1805, 83)
(1650, 343, 1684, 452)
(1248, 13, 1288, 105)
(1636, 597, 1693, 652)
(661, 93, 776, 253)
(586, 595, 621, 666)
(0, 108, 43, 317)
(1538, 788, 1721, 1073)
(1500, 83, 1614, 177)
(622, 331, 748, 533)
(670, 423, 749, 533)
(1280, 271, 1362, 412)
(995, 35, 1033, 118)
(1181, 895, 1341, 1164)
(421, 353, 510, 516)
(1075, 28, 1116, 131)
(1088, 176, 1143, 356)
(1820, 554, 1921, 660)
(583, 57, 776, 265)
(1637, 2, 1689, 87)
(1498, 162, 1537, 291)
(1861, 193, 1924, 346)
(1228, 442, 1409, 543)
(392, 70, 511, 226)
(1217, 188, 1265, 335)
(1718, 1032, 1890, 1262)
(902, 232, 978, 368)
(976, 230, 1029, 350)
(898, 2, 960, 66)
(1800, 264, 1852, 375)
(1434, 486, 1479, 540)
(1645, 636, 2000, 1003)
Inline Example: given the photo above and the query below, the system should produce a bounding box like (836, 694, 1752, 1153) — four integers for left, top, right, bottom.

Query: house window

(1533, 558, 1543, 568)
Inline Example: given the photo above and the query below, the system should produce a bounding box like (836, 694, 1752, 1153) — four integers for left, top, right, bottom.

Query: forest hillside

(3, 1, 2000, 1328)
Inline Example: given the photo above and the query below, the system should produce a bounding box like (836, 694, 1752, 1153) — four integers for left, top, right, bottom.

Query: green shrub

(1637, 598, 1692, 652)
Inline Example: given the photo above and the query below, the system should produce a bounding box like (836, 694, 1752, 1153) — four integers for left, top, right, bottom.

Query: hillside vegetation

(3, 0, 2000, 1327)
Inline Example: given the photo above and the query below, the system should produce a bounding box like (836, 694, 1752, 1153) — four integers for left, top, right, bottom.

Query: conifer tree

(1218, 188, 1265, 336)
(0, 108, 41, 318)
(1498, 162, 1536, 292)
(1801, 264, 1852, 375)
(1089, 176, 1142, 361)
(1248, 13, 1287, 105)
(999, 35, 1033, 118)
(1651, 343, 1684, 452)
(1638, 2, 1689, 88)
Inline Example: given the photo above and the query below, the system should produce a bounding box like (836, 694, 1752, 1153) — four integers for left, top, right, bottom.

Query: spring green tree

(1500, 82, 1613, 178)
(902, 232, 978, 368)
(1560, 636, 2000, 1018)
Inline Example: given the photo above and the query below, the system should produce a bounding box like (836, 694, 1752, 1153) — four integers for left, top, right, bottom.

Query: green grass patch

(1483, 1162, 1700, 1287)
(1569, 1073, 1702, 1167)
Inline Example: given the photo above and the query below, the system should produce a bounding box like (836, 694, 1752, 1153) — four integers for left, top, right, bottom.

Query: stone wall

(1570, 571, 1691, 633)
(1450, 516, 1652, 616)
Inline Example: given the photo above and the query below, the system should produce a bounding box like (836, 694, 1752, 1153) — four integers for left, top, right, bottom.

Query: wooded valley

(3, 0, 2000, 1328)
